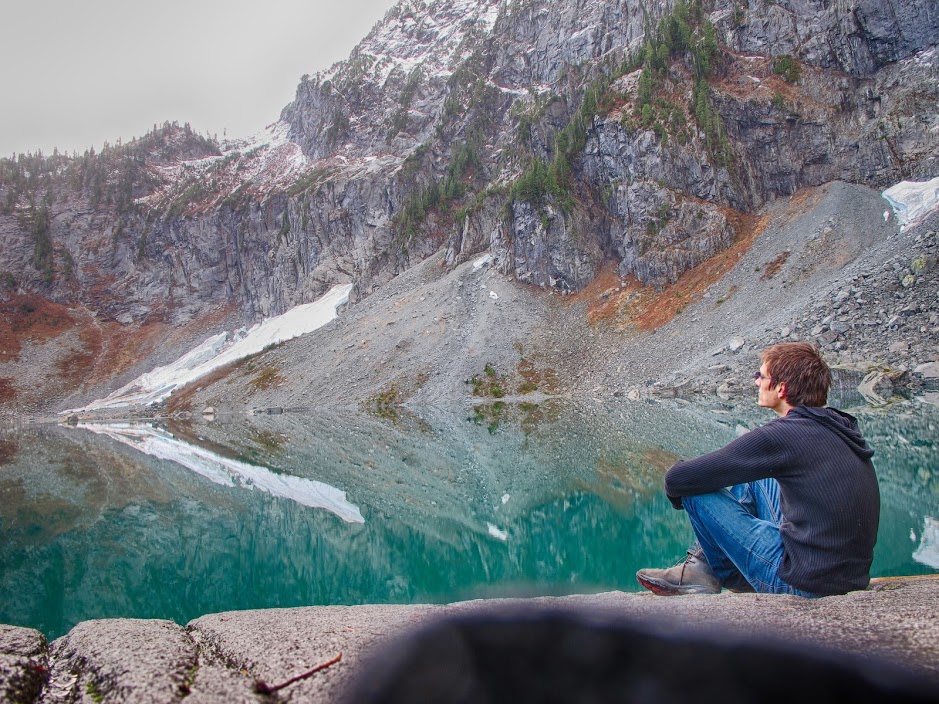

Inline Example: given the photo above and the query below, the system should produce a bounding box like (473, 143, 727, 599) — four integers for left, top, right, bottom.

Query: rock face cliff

(0, 0, 936, 414)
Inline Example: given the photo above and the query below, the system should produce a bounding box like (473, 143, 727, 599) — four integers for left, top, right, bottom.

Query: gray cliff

(0, 0, 936, 414)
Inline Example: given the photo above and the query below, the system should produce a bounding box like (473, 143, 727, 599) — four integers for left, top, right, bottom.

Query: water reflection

(913, 517, 939, 569)
(79, 423, 364, 523)
(0, 397, 936, 639)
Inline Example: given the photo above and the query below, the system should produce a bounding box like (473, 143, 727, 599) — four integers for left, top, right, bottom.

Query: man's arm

(664, 422, 789, 509)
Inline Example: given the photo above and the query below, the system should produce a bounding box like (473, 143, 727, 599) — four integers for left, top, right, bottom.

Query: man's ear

(776, 382, 787, 399)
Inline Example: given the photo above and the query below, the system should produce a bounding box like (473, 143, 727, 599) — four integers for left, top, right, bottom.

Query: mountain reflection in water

(79, 422, 364, 523)
(0, 398, 936, 639)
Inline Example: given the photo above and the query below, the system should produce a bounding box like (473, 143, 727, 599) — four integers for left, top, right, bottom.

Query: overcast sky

(0, 0, 398, 157)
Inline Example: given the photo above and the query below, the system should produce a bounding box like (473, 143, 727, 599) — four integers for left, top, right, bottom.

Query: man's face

(755, 362, 786, 414)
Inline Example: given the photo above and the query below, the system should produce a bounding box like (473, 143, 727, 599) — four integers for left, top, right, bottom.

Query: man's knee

(682, 488, 736, 513)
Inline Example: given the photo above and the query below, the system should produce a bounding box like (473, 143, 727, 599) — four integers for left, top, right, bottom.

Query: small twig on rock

(253, 652, 342, 695)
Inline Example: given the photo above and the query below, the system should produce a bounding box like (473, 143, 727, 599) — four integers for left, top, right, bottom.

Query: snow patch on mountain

(321, 0, 502, 87)
(136, 121, 311, 212)
(65, 284, 353, 414)
(883, 177, 939, 230)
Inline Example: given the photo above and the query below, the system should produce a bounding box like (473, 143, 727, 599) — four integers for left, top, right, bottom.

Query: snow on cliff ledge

(66, 283, 353, 414)
(882, 177, 939, 230)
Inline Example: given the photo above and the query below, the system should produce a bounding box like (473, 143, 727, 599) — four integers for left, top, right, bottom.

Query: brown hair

(761, 342, 831, 407)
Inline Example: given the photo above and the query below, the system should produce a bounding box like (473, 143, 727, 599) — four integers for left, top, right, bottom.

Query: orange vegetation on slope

(0, 378, 15, 405)
(67, 304, 239, 402)
(714, 52, 833, 115)
(164, 360, 244, 415)
(0, 295, 77, 363)
(55, 321, 104, 391)
(0, 436, 17, 464)
(0, 293, 238, 409)
(578, 209, 769, 332)
(576, 445, 681, 511)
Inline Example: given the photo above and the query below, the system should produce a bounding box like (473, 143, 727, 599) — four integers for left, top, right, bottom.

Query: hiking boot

(636, 549, 722, 596)
(724, 575, 756, 593)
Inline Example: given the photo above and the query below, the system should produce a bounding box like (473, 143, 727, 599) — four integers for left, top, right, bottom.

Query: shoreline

(5, 575, 938, 703)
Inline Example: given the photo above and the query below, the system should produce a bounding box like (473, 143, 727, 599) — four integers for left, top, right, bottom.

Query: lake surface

(1, 398, 936, 639)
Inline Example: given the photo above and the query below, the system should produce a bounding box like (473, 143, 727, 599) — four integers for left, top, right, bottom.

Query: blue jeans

(682, 479, 821, 597)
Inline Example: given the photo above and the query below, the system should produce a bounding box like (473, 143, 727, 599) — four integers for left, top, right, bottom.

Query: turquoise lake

(1, 398, 936, 639)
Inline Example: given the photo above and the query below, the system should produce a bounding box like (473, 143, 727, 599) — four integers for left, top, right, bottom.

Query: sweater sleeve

(664, 422, 789, 509)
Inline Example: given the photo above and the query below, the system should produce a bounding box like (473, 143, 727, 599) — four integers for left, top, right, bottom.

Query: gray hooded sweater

(664, 406, 880, 595)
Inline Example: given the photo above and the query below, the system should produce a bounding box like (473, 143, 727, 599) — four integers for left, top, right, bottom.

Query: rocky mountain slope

(138, 181, 938, 421)
(0, 0, 937, 419)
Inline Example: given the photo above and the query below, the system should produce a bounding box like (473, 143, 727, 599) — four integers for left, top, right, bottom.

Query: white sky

(0, 0, 398, 157)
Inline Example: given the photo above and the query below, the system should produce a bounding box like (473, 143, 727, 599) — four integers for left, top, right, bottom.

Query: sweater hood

(788, 406, 875, 460)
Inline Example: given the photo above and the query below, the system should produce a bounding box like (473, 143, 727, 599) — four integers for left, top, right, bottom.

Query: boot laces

(675, 549, 701, 585)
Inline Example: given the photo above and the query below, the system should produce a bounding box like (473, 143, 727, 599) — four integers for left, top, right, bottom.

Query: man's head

(756, 342, 831, 413)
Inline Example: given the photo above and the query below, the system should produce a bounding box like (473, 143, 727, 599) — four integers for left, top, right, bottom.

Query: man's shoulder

(775, 406, 851, 429)
(775, 406, 874, 460)
(750, 410, 825, 442)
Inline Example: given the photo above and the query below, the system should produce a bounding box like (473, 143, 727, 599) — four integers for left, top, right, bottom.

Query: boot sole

(636, 573, 721, 596)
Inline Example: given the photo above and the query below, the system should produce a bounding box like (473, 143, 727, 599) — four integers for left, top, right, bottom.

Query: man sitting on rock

(636, 342, 880, 597)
